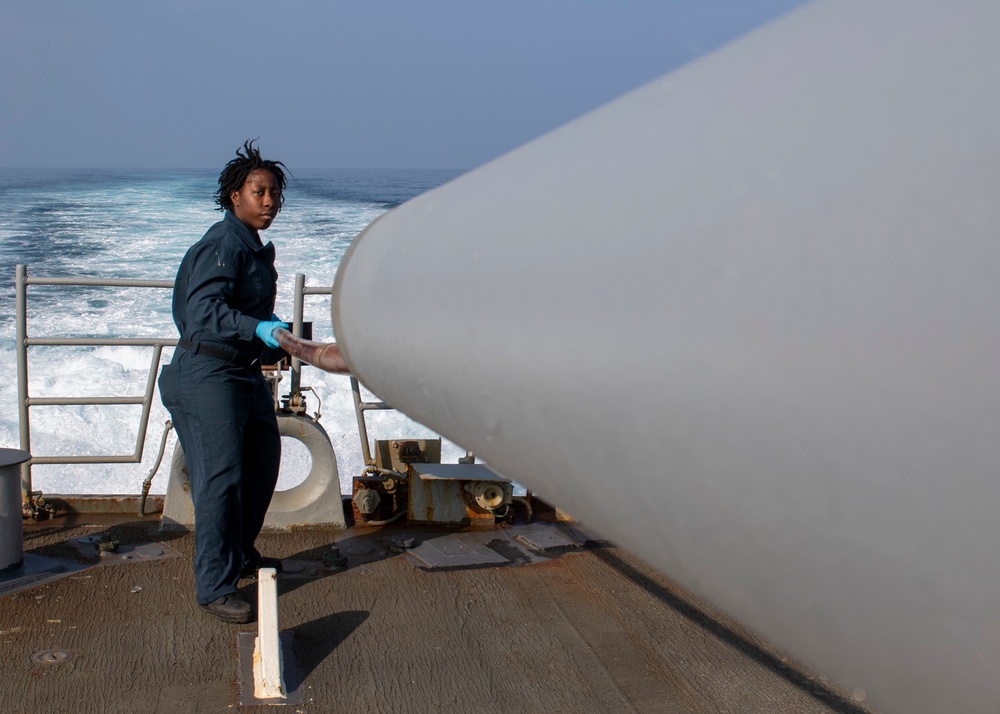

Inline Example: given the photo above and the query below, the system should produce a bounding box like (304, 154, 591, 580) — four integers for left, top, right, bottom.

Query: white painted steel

(331, 2, 1000, 712)
(161, 415, 345, 530)
(252, 568, 286, 700)
(265, 417, 346, 529)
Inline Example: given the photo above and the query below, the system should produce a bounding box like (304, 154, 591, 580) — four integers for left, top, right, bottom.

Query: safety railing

(14, 264, 177, 503)
(289, 277, 412, 471)
(14, 264, 330, 506)
(288, 274, 335, 398)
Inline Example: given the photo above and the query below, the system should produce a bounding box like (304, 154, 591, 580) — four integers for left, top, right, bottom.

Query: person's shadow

(258, 523, 459, 599)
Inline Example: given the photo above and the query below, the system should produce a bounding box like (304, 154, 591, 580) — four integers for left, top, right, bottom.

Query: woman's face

(231, 169, 281, 233)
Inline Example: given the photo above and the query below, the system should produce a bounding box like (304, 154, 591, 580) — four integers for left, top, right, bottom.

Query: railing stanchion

(15, 264, 31, 504)
(290, 274, 305, 397)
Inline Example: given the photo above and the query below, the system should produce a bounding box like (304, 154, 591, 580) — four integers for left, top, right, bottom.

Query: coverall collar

(224, 209, 274, 254)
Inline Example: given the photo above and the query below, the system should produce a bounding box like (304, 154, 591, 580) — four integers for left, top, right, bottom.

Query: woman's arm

(274, 329, 351, 374)
(183, 240, 259, 342)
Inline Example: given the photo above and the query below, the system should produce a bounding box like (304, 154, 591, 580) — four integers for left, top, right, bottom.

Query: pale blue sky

(0, 0, 808, 169)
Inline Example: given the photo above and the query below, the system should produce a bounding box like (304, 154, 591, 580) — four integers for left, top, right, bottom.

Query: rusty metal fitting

(464, 481, 510, 511)
(352, 488, 381, 517)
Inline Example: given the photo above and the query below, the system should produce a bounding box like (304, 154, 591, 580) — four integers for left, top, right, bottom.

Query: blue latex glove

(255, 319, 288, 348)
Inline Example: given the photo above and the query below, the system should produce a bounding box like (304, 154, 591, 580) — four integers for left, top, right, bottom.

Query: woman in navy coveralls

(159, 141, 290, 623)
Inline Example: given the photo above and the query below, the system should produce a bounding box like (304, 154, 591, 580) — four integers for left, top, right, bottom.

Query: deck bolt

(30, 649, 74, 664)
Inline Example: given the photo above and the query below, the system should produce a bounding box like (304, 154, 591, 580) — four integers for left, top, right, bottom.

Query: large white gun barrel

(332, 1, 1000, 711)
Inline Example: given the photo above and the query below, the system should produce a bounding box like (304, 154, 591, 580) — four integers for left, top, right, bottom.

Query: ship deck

(1, 513, 877, 714)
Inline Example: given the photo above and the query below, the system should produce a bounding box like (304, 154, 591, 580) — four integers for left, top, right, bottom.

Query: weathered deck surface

(1, 517, 877, 714)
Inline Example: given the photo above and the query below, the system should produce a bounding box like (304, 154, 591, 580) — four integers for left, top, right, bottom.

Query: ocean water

(0, 168, 466, 496)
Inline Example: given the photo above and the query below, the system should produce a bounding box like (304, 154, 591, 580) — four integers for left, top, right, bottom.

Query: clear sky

(0, 0, 808, 169)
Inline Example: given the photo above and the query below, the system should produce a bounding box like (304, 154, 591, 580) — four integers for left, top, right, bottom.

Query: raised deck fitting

(238, 567, 302, 706)
(406, 534, 511, 570)
(408, 463, 513, 525)
(0, 552, 89, 598)
(253, 568, 284, 699)
(161, 415, 346, 531)
(350, 438, 514, 527)
(0, 449, 31, 574)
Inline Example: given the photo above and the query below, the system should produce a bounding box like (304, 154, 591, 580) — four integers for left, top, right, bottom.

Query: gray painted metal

(331, 2, 1000, 712)
(350, 376, 392, 466)
(0, 449, 30, 572)
(26, 277, 173, 288)
(410, 463, 506, 482)
(160, 415, 346, 530)
(512, 526, 577, 553)
(14, 265, 176, 498)
(290, 273, 306, 395)
(26, 338, 173, 346)
(0, 552, 90, 598)
(285, 278, 335, 373)
(406, 475, 473, 525)
(406, 535, 510, 570)
(67, 535, 181, 565)
(15, 266, 31, 500)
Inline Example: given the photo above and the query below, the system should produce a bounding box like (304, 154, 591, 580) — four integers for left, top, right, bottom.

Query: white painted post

(252, 567, 286, 699)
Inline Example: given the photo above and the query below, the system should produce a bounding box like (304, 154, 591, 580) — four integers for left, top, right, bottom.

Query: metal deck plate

(274, 558, 330, 579)
(406, 534, 510, 570)
(0, 553, 91, 598)
(69, 536, 182, 564)
(512, 525, 578, 552)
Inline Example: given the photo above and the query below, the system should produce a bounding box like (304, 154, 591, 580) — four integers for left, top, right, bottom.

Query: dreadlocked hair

(214, 139, 289, 212)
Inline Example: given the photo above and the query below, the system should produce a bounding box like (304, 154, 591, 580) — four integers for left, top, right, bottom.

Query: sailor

(158, 140, 289, 623)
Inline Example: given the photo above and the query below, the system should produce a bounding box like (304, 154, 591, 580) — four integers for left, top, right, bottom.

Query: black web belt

(178, 338, 257, 367)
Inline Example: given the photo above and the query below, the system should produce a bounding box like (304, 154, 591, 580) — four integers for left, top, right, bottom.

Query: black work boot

(200, 593, 253, 623)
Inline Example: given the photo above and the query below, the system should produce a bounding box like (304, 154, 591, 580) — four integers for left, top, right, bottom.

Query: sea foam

(0, 168, 466, 495)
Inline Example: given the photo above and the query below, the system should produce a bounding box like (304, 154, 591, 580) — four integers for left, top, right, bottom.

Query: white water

(0, 169, 467, 495)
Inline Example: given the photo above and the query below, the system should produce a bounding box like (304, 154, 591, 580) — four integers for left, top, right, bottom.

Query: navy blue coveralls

(158, 210, 281, 606)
